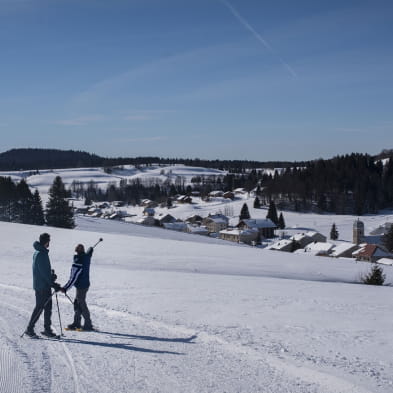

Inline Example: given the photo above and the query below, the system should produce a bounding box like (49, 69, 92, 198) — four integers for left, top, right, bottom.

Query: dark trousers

(73, 287, 92, 327)
(28, 289, 52, 331)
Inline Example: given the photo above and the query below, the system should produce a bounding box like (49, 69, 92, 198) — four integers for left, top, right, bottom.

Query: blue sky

(1, 0, 392, 161)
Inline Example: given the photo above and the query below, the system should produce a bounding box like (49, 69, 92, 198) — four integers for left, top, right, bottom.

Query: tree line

(0, 148, 302, 172)
(0, 176, 74, 228)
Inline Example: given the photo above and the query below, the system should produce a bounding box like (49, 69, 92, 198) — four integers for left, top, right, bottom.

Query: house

(163, 222, 188, 232)
(203, 214, 229, 233)
(87, 207, 102, 216)
(186, 224, 209, 236)
(330, 243, 359, 258)
(209, 190, 224, 198)
(157, 214, 176, 226)
(136, 216, 156, 226)
(305, 231, 327, 243)
(185, 215, 203, 224)
(233, 188, 247, 195)
(265, 239, 294, 252)
(141, 199, 157, 208)
(219, 228, 259, 244)
(237, 219, 276, 240)
(353, 244, 393, 263)
(303, 242, 334, 256)
(376, 258, 393, 266)
(289, 233, 314, 248)
(143, 207, 155, 216)
(176, 195, 192, 204)
(223, 191, 235, 200)
(75, 207, 89, 214)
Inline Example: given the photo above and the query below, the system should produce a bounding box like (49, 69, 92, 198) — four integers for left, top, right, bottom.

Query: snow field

(0, 221, 392, 392)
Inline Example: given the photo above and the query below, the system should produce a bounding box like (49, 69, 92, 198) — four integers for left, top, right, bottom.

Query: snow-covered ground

(0, 221, 392, 393)
(0, 164, 226, 204)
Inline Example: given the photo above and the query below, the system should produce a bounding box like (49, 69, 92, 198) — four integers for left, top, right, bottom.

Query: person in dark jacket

(25, 233, 61, 338)
(62, 244, 94, 331)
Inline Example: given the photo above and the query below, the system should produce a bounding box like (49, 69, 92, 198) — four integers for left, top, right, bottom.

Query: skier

(61, 244, 95, 331)
(25, 233, 61, 338)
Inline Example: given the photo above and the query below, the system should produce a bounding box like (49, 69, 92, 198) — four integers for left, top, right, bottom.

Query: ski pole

(64, 292, 74, 305)
(21, 290, 55, 337)
(92, 237, 103, 249)
(55, 293, 64, 336)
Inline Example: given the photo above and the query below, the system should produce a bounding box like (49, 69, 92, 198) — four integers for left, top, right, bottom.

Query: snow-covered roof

(330, 243, 358, 257)
(377, 258, 393, 266)
(305, 231, 326, 239)
(187, 225, 209, 234)
(290, 233, 311, 241)
(240, 219, 276, 229)
(305, 242, 334, 253)
(220, 228, 258, 236)
(265, 239, 292, 250)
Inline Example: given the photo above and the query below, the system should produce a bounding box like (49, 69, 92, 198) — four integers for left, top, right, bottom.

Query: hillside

(0, 221, 392, 393)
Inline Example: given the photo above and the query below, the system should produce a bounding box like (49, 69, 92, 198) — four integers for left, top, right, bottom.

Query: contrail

(219, 0, 297, 78)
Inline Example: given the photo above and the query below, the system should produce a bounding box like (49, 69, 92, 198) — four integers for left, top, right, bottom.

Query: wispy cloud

(52, 115, 106, 126)
(124, 109, 176, 121)
(219, 0, 297, 78)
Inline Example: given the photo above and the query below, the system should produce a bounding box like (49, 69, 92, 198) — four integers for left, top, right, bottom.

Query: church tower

(353, 219, 364, 245)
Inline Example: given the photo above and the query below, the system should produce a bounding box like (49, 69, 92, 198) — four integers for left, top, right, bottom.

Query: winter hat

(39, 233, 51, 245)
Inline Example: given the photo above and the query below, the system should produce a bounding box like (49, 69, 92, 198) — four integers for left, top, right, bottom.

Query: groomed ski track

(0, 283, 379, 393)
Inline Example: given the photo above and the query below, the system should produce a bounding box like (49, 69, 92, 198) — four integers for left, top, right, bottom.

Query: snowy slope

(0, 165, 227, 204)
(0, 221, 392, 393)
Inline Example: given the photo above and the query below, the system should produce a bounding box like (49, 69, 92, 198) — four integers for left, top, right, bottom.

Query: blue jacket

(32, 241, 53, 291)
(63, 247, 93, 291)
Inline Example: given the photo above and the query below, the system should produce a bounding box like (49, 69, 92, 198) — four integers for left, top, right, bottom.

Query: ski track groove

(0, 293, 80, 393)
(0, 283, 381, 393)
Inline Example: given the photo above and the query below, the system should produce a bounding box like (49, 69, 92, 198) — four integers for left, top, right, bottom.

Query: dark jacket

(63, 247, 93, 291)
(32, 241, 53, 291)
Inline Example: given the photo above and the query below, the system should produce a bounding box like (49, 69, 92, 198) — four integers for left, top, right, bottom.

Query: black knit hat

(39, 233, 50, 245)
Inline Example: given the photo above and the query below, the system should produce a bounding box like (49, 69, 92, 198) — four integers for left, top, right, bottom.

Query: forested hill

(0, 148, 103, 170)
(0, 148, 391, 173)
(0, 148, 301, 171)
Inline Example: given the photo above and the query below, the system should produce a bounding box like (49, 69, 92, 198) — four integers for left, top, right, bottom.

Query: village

(74, 188, 393, 266)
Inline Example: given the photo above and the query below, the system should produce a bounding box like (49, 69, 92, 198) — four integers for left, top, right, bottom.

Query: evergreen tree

(167, 198, 173, 209)
(239, 203, 251, 220)
(31, 189, 45, 225)
(0, 176, 17, 221)
(330, 223, 339, 240)
(361, 264, 386, 285)
(45, 176, 74, 228)
(15, 179, 34, 224)
(278, 212, 285, 229)
(266, 200, 279, 225)
(253, 196, 261, 209)
(382, 224, 393, 252)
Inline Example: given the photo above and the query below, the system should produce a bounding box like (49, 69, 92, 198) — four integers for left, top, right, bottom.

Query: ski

(41, 331, 62, 340)
(64, 327, 99, 332)
(23, 334, 62, 340)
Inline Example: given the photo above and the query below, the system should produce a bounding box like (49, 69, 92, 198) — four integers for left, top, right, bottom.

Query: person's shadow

(62, 331, 198, 355)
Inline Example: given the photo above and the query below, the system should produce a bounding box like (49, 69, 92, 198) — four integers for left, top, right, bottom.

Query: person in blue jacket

(62, 244, 94, 331)
(25, 233, 61, 338)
